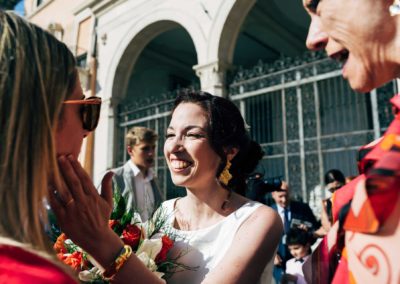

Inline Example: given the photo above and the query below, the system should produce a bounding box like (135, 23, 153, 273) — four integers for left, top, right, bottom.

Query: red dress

(0, 244, 77, 284)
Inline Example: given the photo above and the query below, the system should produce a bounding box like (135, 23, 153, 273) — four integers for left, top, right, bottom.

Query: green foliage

(110, 190, 125, 220)
(0, 0, 20, 10)
(110, 182, 137, 235)
(120, 209, 133, 227)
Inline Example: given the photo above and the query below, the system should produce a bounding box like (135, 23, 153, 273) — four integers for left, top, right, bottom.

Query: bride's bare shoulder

(240, 202, 283, 235)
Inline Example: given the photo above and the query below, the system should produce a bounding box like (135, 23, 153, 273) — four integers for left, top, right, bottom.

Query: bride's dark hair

(172, 90, 264, 195)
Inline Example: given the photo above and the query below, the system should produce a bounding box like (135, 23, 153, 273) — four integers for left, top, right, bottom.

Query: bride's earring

(218, 160, 232, 186)
(390, 0, 400, 16)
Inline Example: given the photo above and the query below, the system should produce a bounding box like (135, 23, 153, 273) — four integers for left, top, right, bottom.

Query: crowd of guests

(1, 0, 400, 282)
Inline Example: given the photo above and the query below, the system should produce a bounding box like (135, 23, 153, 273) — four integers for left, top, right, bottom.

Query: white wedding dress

(160, 199, 274, 284)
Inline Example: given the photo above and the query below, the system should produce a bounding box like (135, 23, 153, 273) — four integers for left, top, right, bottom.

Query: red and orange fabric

(305, 95, 400, 284)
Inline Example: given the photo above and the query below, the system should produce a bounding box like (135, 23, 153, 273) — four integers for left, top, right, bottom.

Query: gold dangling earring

(390, 0, 400, 16)
(218, 160, 232, 186)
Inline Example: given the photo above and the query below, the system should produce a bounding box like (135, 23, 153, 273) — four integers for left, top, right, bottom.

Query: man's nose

(306, 16, 329, 51)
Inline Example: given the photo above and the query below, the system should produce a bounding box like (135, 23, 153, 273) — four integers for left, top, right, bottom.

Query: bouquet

(52, 191, 189, 283)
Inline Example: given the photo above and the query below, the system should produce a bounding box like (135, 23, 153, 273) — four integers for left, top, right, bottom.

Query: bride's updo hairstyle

(172, 90, 264, 195)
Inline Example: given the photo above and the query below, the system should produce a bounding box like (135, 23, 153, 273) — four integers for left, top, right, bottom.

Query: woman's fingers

(48, 155, 117, 254)
(48, 173, 74, 209)
(67, 155, 99, 196)
(101, 171, 114, 209)
(57, 155, 85, 202)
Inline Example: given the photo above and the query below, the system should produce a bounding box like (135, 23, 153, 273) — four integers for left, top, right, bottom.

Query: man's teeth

(171, 160, 190, 169)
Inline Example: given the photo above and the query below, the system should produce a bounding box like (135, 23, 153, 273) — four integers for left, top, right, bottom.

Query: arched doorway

(113, 24, 198, 198)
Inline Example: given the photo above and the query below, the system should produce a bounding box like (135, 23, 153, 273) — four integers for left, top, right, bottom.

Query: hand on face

(48, 155, 114, 251)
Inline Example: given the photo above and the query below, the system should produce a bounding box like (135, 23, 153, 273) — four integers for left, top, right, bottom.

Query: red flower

(155, 235, 174, 263)
(121, 224, 142, 250)
(56, 252, 67, 261)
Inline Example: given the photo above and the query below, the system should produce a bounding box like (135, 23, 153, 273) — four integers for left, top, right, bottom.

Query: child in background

(281, 228, 311, 284)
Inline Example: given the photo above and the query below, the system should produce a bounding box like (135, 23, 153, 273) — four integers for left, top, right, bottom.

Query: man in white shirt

(112, 126, 164, 222)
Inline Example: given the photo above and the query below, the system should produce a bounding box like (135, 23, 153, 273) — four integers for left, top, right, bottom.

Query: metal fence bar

(370, 89, 381, 139)
(119, 111, 171, 127)
(231, 70, 342, 101)
(281, 73, 289, 182)
(312, 65, 324, 188)
(295, 71, 307, 200)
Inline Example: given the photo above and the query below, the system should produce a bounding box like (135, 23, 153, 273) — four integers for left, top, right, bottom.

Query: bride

(52, 90, 282, 283)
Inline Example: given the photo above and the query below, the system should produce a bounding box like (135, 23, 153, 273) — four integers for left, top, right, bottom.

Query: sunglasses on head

(63, 96, 102, 131)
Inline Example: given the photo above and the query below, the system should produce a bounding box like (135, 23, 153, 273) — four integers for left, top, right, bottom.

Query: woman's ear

(225, 147, 239, 161)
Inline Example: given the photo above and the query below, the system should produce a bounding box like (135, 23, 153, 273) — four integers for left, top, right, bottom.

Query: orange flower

(121, 224, 142, 250)
(53, 233, 67, 254)
(155, 235, 174, 263)
(63, 251, 85, 270)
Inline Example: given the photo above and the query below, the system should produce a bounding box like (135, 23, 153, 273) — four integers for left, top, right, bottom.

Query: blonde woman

(0, 11, 102, 282)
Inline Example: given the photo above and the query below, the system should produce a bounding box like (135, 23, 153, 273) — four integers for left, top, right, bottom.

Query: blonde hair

(0, 11, 76, 253)
(126, 126, 158, 147)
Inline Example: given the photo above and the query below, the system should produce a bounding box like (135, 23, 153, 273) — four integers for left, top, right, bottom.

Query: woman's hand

(49, 155, 123, 265)
(49, 155, 165, 284)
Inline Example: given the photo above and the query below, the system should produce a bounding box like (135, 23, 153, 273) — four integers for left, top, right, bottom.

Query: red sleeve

(0, 245, 77, 284)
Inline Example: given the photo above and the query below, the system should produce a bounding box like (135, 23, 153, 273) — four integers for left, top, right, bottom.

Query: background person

(320, 169, 346, 232)
(270, 181, 318, 284)
(324, 169, 345, 197)
(282, 228, 312, 284)
(0, 10, 103, 282)
(52, 90, 283, 283)
(111, 126, 163, 221)
(302, 0, 400, 282)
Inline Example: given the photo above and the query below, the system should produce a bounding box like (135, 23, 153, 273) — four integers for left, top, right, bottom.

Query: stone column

(193, 60, 231, 97)
(92, 96, 119, 185)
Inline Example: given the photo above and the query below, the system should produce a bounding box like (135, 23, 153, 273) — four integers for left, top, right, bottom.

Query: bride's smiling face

(164, 102, 221, 188)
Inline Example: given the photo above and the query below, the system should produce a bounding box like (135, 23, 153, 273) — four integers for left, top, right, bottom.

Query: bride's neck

(185, 184, 230, 211)
(174, 186, 234, 230)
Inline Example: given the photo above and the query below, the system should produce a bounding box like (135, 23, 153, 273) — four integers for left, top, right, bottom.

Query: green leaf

(121, 209, 133, 227)
(110, 179, 127, 220)
(113, 223, 124, 236)
(110, 192, 126, 220)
